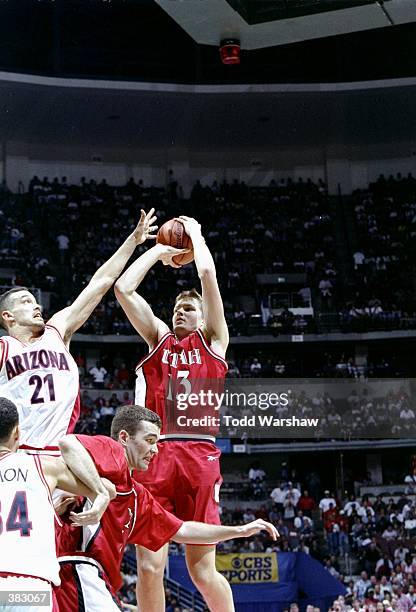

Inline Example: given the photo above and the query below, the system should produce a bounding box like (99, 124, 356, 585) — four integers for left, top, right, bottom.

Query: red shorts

(134, 440, 222, 524)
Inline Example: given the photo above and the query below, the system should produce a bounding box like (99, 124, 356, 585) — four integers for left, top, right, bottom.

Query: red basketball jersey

(135, 329, 227, 439)
(56, 435, 182, 593)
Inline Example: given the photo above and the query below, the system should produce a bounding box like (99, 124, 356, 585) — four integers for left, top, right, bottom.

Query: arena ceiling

(0, 0, 416, 84)
(1, 74, 416, 149)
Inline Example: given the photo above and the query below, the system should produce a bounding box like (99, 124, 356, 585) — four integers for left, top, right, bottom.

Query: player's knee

(137, 559, 165, 582)
(188, 565, 220, 591)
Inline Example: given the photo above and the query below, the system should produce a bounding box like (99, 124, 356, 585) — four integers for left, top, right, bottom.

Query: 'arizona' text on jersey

(0, 325, 80, 453)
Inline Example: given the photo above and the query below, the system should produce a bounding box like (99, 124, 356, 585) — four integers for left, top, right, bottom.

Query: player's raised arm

(177, 216, 229, 357)
(114, 243, 188, 349)
(47, 209, 158, 345)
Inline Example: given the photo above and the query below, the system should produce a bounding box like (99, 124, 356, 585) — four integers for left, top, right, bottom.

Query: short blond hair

(175, 289, 203, 307)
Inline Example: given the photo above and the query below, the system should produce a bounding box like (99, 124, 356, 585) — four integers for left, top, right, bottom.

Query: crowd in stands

(219, 471, 416, 609)
(221, 384, 416, 440)
(2, 173, 415, 336)
(115, 463, 416, 610)
(2, 173, 416, 609)
(341, 173, 416, 334)
(75, 372, 415, 440)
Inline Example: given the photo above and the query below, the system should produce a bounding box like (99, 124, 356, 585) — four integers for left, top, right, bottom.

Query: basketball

(156, 218, 194, 265)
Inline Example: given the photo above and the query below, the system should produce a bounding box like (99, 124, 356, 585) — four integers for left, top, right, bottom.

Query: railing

(165, 576, 206, 612)
(123, 550, 206, 611)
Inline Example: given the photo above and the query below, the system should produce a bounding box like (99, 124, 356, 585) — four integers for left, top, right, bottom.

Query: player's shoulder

(0, 334, 16, 353)
(196, 327, 228, 361)
(145, 329, 174, 354)
(76, 433, 121, 451)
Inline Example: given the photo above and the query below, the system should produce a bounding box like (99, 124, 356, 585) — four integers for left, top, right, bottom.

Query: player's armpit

(41, 455, 96, 498)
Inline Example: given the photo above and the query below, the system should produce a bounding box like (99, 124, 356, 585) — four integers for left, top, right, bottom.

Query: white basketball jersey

(0, 452, 61, 585)
(0, 325, 80, 452)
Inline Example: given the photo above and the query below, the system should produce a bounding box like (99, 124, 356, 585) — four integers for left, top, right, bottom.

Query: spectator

(297, 490, 315, 517)
(88, 361, 108, 389)
(250, 357, 262, 377)
(270, 482, 287, 515)
(284, 482, 301, 507)
(319, 490, 337, 516)
(355, 571, 371, 600)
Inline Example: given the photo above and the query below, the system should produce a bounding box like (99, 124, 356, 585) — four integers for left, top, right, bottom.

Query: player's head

(173, 289, 203, 338)
(0, 287, 44, 333)
(110, 405, 161, 471)
(0, 397, 20, 451)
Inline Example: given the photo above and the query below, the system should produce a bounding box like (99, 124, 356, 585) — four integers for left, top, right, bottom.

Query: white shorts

(0, 576, 54, 612)
(57, 559, 123, 611)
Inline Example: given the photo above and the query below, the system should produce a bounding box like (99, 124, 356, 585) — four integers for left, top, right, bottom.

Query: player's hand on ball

(133, 208, 158, 245)
(238, 519, 279, 541)
(69, 491, 111, 526)
(157, 244, 191, 269)
(174, 215, 201, 238)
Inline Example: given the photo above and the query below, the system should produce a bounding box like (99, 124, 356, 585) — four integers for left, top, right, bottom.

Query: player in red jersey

(115, 216, 232, 611)
(57, 405, 278, 611)
(0, 209, 157, 454)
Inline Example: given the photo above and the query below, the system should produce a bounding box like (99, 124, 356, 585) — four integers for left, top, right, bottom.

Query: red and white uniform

(135, 329, 227, 440)
(0, 452, 61, 612)
(0, 325, 80, 454)
(56, 435, 182, 612)
(134, 329, 227, 525)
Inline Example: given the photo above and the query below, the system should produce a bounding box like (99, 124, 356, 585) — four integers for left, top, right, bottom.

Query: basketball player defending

(115, 216, 232, 612)
(0, 397, 114, 612)
(0, 209, 157, 454)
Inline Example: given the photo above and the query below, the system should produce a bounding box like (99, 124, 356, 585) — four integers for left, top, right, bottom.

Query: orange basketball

(156, 219, 194, 265)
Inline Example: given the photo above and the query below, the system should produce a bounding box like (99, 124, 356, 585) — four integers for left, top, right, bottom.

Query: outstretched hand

(238, 519, 279, 541)
(133, 208, 158, 245)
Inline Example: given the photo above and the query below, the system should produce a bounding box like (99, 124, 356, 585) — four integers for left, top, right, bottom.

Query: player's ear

(12, 424, 20, 450)
(117, 429, 129, 447)
(1, 309, 14, 326)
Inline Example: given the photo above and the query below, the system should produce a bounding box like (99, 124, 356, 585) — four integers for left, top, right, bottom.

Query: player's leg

(135, 543, 169, 612)
(185, 544, 234, 612)
(175, 442, 232, 610)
